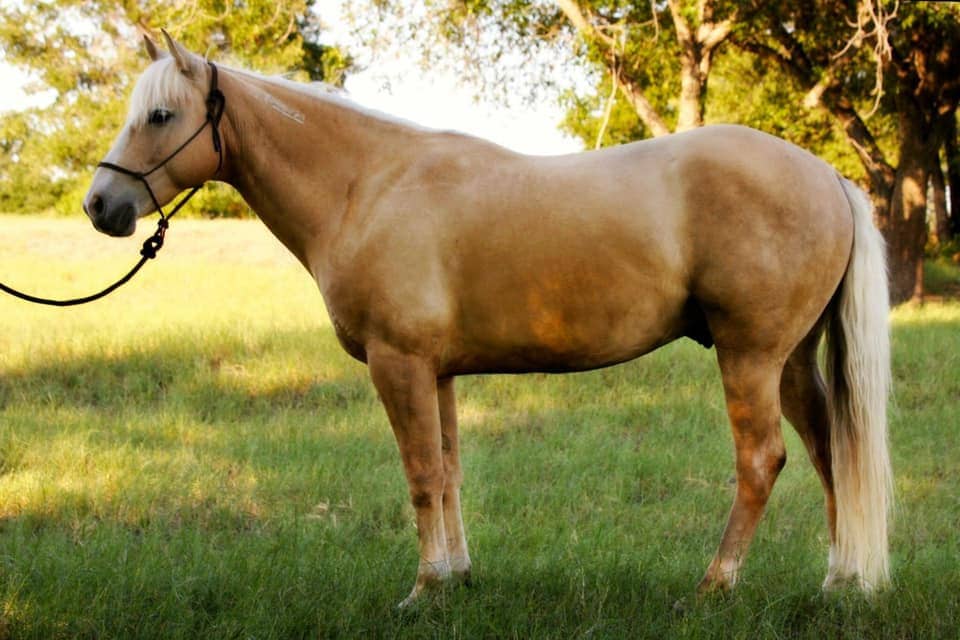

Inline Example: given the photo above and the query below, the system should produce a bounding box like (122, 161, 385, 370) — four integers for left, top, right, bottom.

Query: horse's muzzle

(84, 193, 137, 237)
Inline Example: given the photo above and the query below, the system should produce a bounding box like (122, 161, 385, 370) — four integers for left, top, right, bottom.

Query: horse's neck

(219, 70, 417, 271)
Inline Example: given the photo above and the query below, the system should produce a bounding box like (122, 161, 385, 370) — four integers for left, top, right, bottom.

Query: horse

(83, 32, 892, 607)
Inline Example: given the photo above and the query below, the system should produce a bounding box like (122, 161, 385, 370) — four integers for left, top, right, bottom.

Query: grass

(1, 214, 959, 639)
(925, 253, 960, 299)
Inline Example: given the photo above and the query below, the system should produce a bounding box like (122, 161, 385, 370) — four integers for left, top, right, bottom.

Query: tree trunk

(670, 0, 704, 132)
(930, 154, 950, 244)
(669, 0, 731, 132)
(879, 101, 931, 304)
(676, 56, 705, 132)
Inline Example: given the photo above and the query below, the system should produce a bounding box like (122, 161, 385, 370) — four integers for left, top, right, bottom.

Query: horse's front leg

(368, 345, 451, 607)
(438, 376, 471, 583)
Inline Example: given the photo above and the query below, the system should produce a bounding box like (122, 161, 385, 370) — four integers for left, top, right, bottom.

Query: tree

(0, 0, 350, 217)
(736, 1, 960, 303)
(552, 0, 739, 136)
(946, 115, 960, 239)
(362, 0, 740, 140)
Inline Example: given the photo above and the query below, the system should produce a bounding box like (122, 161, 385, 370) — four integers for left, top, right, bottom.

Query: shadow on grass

(0, 326, 371, 417)
(0, 326, 775, 543)
(0, 325, 737, 537)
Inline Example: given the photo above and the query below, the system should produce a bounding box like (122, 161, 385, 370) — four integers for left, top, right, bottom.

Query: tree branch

(618, 77, 671, 137)
(699, 17, 734, 52)
(744, 21, 896, 190)
(556, 0, 669, 136)
(555, 0, 615, 48)
(667, 0, 693, 47)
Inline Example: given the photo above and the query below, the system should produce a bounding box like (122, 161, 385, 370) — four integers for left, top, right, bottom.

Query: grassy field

(0, 215, 958, 639)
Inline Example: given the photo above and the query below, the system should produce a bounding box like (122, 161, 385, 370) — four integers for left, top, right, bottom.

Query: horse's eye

(148, 109, 174, 126)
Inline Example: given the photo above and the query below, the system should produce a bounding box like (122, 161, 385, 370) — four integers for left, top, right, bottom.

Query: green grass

(926, 253, 960, 298)
(1, 215, 959, 639)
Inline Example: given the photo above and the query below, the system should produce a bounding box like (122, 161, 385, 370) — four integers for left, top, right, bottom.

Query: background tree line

(0, 0, 350, 218)
(1, 0, 958, 303)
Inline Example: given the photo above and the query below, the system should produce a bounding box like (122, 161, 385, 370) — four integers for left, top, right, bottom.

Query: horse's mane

(232, 68, 425, 130)
(128, 56, 422, 131)
(126, 57, 197, 128)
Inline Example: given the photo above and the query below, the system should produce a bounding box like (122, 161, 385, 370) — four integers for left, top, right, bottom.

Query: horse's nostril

(91, 195, 105, 216)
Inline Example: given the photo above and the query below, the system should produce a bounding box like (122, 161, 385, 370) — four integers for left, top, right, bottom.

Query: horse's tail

(823, 177, 893, 591)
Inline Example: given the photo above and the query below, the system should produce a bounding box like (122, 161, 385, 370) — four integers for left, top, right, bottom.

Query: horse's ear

(143, 34, 164, 62)
(161, 29, 201, 77)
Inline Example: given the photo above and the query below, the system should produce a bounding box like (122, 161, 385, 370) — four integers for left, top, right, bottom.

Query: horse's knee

(408, 472, 445, 509)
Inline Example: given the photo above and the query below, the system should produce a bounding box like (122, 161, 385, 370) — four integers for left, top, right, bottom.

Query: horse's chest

(329, 310, 367, 363)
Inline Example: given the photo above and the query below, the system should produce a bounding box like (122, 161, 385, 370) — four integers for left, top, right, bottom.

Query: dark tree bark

(884, 96, 932, 303)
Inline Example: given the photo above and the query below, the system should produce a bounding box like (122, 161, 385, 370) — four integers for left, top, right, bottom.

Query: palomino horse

(84, 33, 893, 606)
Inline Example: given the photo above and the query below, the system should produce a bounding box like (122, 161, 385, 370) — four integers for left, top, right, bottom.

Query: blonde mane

(126, 57, 198, 128)
(127, 57, 428, 132)
(232, 68, 426, 131)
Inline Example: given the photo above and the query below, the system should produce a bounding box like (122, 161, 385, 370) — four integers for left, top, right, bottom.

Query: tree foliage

(0, 0, 350, 217)
(362, 0, 739, 136)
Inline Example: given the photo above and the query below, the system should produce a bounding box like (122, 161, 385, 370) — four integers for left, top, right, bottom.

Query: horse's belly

(444, 274, 690, 375)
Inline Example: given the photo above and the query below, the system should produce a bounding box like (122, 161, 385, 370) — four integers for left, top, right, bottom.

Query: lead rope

(0, 62, 224, 307)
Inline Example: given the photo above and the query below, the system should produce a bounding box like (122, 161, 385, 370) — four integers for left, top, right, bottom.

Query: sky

(315, 2, 583, 156)
(337, 65, 581, 155)
(0, 5, 583, 156)
(0, 64, 55, 112)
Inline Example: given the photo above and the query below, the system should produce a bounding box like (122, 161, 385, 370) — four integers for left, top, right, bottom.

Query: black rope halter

(0, 62, 225, 307)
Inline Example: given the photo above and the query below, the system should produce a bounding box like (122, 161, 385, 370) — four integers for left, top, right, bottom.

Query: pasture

(0, 215, 958, 639)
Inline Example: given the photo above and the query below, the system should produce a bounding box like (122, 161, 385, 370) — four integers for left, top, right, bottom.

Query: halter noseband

(97, 61, 225, 233)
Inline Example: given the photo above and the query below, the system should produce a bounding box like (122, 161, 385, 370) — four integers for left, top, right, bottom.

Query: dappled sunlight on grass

(891, 299, 960, 326)
(0, 411, 262, 529)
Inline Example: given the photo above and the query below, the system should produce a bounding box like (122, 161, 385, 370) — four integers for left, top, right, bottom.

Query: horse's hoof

(452, 567, 473, 588)
(696, 576, 734, 599)
(397, 565, 474, 608)
(397, 593, 420, 610)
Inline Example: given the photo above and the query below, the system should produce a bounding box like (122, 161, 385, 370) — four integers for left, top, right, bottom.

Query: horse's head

(83, 32, 224, 236)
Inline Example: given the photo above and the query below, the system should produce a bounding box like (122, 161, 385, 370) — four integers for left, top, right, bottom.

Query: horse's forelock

(125, 57, 198, 128)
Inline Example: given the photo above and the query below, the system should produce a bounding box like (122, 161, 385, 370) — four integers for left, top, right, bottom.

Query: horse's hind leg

(699, 348, 787, 592)
(780, 327, 839, 586)
(438, 377, 472, 583)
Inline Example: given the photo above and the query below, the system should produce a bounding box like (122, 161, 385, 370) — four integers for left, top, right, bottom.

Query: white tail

(823, 177, 893, 591)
